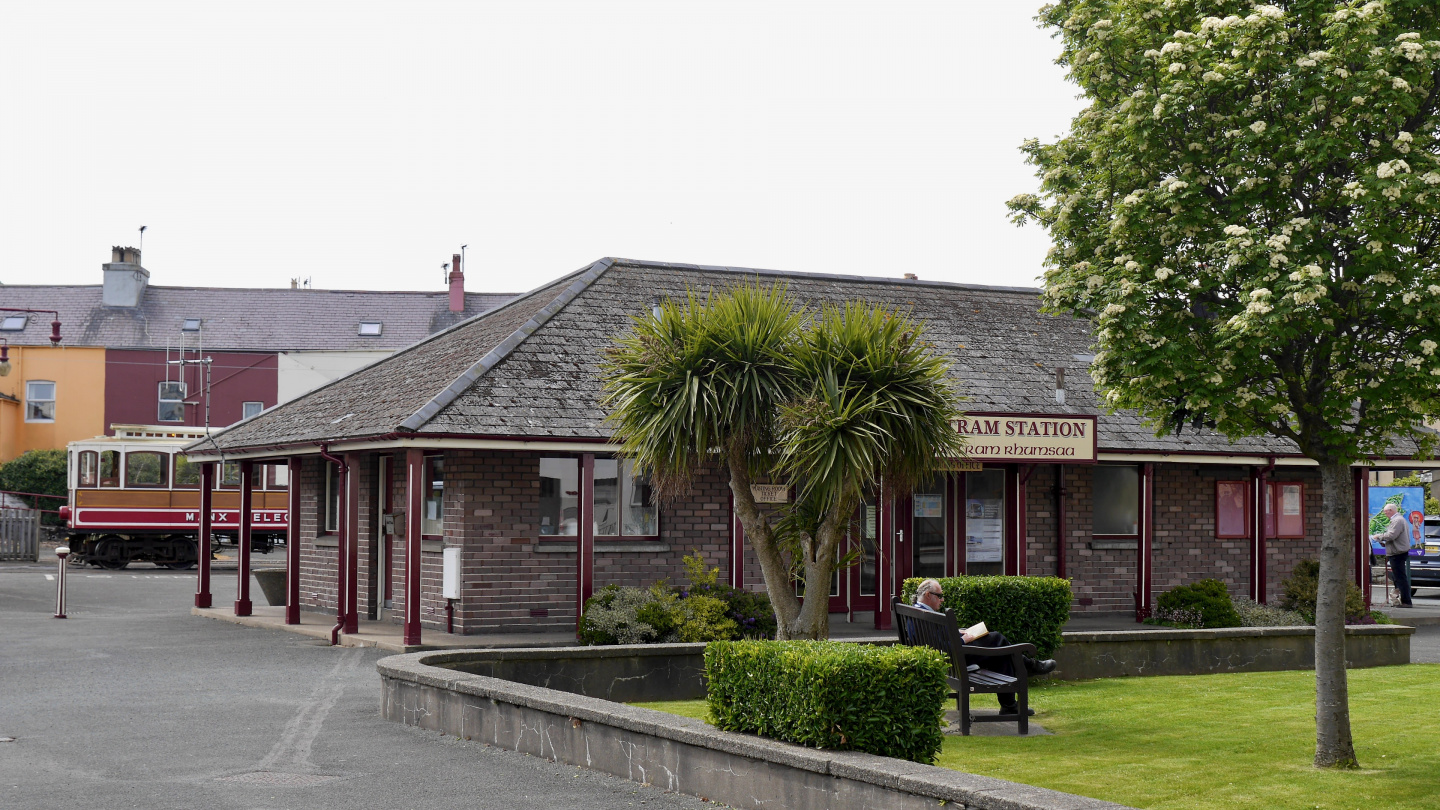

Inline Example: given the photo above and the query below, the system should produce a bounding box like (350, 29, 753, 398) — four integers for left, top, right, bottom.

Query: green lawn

(634, 664, 1440, 810)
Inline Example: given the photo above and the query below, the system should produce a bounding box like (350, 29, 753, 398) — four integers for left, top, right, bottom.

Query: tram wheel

(93, 536, 131, 570)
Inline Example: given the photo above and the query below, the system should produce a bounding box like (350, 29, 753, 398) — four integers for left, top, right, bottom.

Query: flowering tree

(1009, 1, 1440, 768)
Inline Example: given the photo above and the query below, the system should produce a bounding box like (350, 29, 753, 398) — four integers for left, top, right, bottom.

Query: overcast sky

(2, 1, 1086, 296)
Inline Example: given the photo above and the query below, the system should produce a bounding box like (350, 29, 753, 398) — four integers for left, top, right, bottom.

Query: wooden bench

(893, 596, 1035, 735)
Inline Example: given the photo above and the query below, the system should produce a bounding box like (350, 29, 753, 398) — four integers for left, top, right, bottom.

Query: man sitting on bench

(913, 578, 1057, 716)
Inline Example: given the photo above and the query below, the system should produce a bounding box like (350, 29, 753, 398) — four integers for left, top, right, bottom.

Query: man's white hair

(1384, 503, 1399, 514)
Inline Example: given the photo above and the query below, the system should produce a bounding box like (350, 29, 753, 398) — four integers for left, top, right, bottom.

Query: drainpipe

(319, 444, 349, 646)
(1055, 465, 1067, 580)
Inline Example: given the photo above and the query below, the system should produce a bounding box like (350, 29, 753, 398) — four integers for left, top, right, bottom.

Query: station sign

(950, 413, 1098, 464)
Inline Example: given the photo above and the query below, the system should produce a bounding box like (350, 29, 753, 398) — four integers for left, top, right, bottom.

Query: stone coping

(1062, 624, 1415, 643)
(378, 647, 1133, 810)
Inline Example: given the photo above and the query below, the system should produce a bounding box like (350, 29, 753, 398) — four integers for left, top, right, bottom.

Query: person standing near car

(1371, 503, 1414, 607)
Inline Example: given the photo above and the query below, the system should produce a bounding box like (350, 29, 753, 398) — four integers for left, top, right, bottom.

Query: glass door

(846, 497, 880, 614)
(911, 476, 947, 579)
(964, 469, 1006, 576)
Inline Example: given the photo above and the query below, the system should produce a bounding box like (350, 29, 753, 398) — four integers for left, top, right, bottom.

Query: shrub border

(378, 647, 1131, 810)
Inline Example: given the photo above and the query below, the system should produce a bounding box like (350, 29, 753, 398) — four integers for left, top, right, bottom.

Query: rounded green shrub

(1279, 559, 1369, 624)
(1155, 579, 1242, 628)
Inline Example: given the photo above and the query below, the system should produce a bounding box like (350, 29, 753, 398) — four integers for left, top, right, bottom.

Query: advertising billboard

(1368, 486, 1426, 558)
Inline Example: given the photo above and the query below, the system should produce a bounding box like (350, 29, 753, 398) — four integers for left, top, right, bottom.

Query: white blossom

(1224, 224, 1250, 236)
(1249, 120, 1267, 135)
(1394, 77, 1411, 90)
(1372, 272, 1397, 284)
(1155, 267, 1175, 281)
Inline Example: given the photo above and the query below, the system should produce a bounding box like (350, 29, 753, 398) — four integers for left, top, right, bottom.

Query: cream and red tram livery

(60, 425, 289, 569)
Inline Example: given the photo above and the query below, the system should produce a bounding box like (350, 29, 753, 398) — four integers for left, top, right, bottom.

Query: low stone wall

(379, 650, 1130, 810)
(1053, 625, 1414, 681)
(425, 643, 707, 702)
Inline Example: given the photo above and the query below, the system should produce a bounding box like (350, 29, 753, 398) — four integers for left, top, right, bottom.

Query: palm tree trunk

(728, 447, 803, 639)
(789, 504, 848, 640)
(1314, 461, 1359, 769)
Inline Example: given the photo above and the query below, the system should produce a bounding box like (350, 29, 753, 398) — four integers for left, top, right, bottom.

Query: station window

(25, 381, 55, 422)
(99, 451, 120, 488)
(324, 461, 341, 534)
(174, 457, 202, 488)
(1264, 481, 1306, 538)
(538, 457, 579, 536)
(265, 463, 289, 490)
(78, 451, 99, 488)
(422, 456, 444, 537)
(220, 461, 241, 488)
(592, 458, 657, 537)
(158, 382, 186, 423)
(1093, 464, 1140, 536)
(125, 452, 170, 488)
(242, 401, 264, 420)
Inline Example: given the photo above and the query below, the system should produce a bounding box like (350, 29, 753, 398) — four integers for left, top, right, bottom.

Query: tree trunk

(727, 448, 803, 639)
(1314, 461, 1359, 769)
(789, 503, 850, 640)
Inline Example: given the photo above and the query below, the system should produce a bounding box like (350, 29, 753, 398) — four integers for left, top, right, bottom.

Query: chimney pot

(102, 245, 149, 307)
(448, 252, 465, 313)
(903, 273, 918, 280)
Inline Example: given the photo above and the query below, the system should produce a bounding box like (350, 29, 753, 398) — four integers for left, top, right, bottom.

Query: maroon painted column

(874, 485, 893, 631)
(234, 461, 254, 616)
(343, 452, 360, 634)
(1055, 465, 1067, 580)
(285, 457, 302, 624)
(1136, 462, 1155, 622)
(576, 454, 595, 634)
(403, 448, 423, 646)
(1354, 466, 1371, 603)
(194, 462, 215, 609)
(1015, 465, 1032, 577)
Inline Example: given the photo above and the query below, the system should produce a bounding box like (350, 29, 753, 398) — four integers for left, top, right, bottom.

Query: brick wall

(1025, 462, 1336, 614)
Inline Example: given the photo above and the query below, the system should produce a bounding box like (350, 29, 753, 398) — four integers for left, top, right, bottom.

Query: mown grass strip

(635, 664, 1440, 810)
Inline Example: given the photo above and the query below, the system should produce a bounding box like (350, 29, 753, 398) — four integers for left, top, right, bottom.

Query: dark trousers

(964, 631, 1018, 708)
(1390, 553, 1413, 605)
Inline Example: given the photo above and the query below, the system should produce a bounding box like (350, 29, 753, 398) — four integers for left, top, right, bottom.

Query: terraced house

(183, 258, 1431, 645)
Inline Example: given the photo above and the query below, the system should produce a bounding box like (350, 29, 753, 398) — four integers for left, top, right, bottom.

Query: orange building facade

(0, 345, 106, 463)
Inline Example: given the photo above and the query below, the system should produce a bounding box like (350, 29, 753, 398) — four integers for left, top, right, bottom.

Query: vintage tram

(61, 425, 289, 569)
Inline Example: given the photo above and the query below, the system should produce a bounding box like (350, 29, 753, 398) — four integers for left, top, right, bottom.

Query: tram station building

(183, 258, 1431, 642)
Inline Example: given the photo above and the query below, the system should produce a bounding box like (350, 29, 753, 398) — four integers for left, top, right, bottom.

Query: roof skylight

(182, 318, 202, 331)
(0, 316, 27, 331)
(358, 322, 382, 336)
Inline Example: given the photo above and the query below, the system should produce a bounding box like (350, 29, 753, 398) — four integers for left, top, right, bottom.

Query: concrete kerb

(377, 650, 1136, 810)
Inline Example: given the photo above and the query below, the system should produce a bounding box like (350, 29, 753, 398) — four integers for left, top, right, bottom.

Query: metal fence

(0, 508, 40, 561)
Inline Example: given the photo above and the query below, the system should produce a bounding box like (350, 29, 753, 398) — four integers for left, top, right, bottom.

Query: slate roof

(0, 284, 514, 351)
(191, 258, 1337, 458)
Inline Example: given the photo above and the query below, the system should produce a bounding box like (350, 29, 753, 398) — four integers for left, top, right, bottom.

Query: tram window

(126, 452, 170, 488)
(99, 451, 120, 488)
(266, 463, 289, 490)
(174, 457, 202, 488)
(220, 462, 241, 488)
(78, 451, 99, 488)
(158, 382, 186, 423)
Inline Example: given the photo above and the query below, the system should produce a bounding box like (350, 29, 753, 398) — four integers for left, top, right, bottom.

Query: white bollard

(54, 546, 69, 619)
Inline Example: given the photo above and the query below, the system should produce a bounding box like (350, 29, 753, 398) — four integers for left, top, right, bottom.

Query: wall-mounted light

(0, 339, 10, 376)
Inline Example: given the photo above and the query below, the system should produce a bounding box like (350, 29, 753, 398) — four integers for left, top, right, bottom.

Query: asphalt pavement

(0, 565, 718, 810)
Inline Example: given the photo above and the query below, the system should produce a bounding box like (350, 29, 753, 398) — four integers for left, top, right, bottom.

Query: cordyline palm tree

(601, 283, 966, 640)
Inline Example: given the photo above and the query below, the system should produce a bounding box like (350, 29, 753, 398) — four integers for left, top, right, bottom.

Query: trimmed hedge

(705, 640, 949, 764)
(901, 576, 1071, 658)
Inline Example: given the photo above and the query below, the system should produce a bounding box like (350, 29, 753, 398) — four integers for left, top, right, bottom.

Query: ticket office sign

(951, 413, 1098, 464)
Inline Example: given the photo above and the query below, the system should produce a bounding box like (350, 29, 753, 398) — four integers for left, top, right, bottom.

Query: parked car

(1408, 516, 1440, 596)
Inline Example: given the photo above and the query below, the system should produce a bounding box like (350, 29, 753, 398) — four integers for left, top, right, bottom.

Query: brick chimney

(103, 246, 149, 307)
(448, 252, 465, 313)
